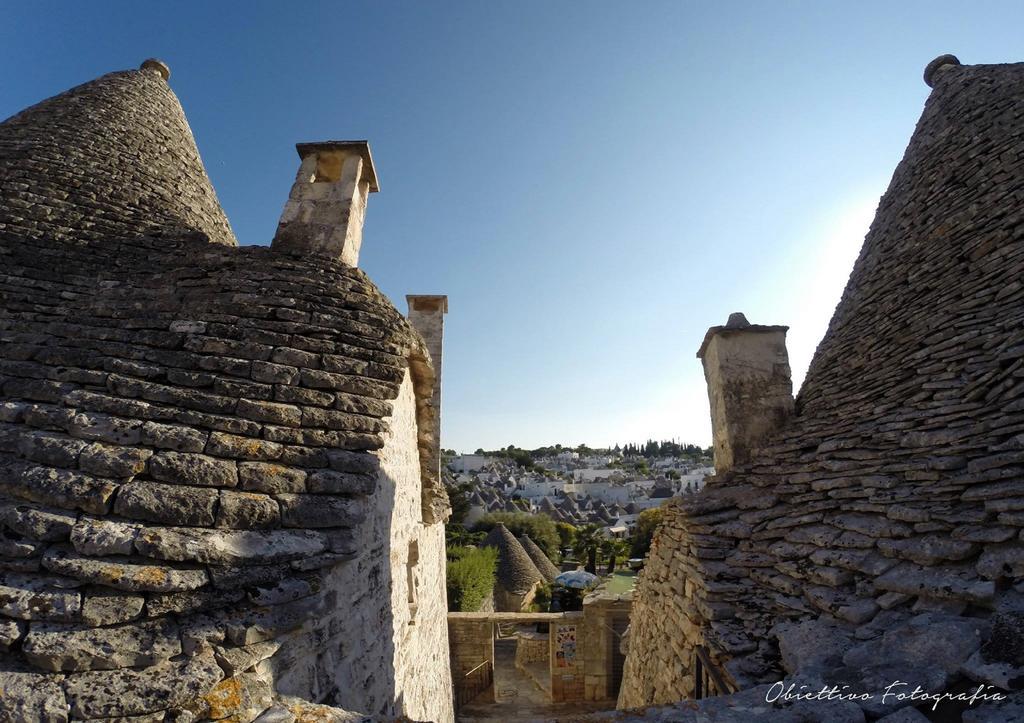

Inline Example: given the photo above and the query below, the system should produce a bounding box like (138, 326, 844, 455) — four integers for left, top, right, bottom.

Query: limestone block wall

(515, 631, 549, 666)
(448, 618, 494, 681)
(270, 373, 453, 723)
(0, 228, 454, 721)
(618, 489, 772, 707)
(386, 374, 453, 723)
(579, 595, 631, 702)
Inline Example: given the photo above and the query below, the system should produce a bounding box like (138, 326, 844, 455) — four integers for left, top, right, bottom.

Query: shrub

(447, 546, 498, 612)
(445, 482, 473, 525)
(473, 512, 560, 560)
(555, 522, 577, 554)
(630, 507, 664, 558)
(446, 525, 485, 548)
(530, 582, 552, 613)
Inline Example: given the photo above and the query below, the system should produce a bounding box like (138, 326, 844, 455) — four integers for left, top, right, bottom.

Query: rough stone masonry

(616, 55, 1024, 722)
(0, 60, 453, 722)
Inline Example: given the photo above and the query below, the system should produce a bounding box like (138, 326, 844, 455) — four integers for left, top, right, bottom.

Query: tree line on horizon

(444, 440, 711, 470)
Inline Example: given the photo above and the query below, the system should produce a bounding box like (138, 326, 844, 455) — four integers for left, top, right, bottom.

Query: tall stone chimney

(271, 140, 379, 266)
(406, 295, 449, 523)
(697, 312, 793, 472)
(406, 294, 448, 440)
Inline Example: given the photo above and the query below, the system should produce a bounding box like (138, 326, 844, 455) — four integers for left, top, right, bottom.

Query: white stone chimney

(406, 295, 449, 524)
(406, 295, 448, 443)
(697, 312, 794, 472)
(271, 141, 379, 266)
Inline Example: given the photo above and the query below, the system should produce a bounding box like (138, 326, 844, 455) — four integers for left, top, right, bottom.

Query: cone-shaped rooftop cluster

(480, 524, 544, 594)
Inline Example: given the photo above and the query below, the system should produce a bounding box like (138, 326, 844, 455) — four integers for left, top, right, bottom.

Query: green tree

(446, 546, 498, 612)
(446, 526, 485, 548)
(473, 512, 560, 559)
(555, 522, 577, 554)
(601, 539, 629, 573)
(530, 582, 553, 613)
(629, 508, 664, 558)
(445, 482, 472, 526)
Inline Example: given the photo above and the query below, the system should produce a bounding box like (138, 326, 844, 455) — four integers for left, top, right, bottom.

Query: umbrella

(554, 570, 599, 589)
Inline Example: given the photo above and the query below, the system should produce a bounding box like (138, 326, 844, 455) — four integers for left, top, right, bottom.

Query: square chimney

(697, 312, 793, 472)
(271, 140, 379, 266)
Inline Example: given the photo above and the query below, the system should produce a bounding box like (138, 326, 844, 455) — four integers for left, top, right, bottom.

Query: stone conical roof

(0, 61, 236, 246)
(480, 524, 544, 594)
(621, 57, 1024, 714)
(797, 59, 1024, 430)
(518, 534, 561, 582)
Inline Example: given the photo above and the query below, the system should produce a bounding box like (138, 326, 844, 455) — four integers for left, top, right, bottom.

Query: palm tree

(573, 524, 602, 574)
(601, 539, 628, 573)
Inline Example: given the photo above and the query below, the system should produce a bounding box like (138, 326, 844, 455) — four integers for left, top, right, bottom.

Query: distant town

(444, 441, 714, 539)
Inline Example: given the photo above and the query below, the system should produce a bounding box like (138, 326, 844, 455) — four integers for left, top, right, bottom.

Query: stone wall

(551, 620, 585, 702)
(0, 175, 452, 722)
(579, 594, 631, 702)
(449, 606, 630, 710)
(618, 58, 1024, 717)
(448, 617, 494, 681)
(515, 631, 549, 665)
(618, 491, 764, 707)
(269, 373, 452, 722)
(386, 374, 454, 723)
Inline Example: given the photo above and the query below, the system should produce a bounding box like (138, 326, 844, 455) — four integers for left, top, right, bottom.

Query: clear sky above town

(3, 2, 1023, 452)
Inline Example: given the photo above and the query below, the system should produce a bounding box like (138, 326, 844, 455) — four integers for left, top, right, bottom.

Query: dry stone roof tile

(0, 66, 236, 247)
(518, 533, 561, 582)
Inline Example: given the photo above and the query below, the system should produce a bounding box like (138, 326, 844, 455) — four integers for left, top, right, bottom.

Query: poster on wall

(555, 625, 577, 668)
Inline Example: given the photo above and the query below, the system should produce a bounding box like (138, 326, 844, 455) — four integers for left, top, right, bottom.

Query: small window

(407, 539, 420, 624)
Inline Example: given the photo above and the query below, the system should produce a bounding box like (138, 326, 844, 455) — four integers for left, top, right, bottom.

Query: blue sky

(3, 2, 1023, 452)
